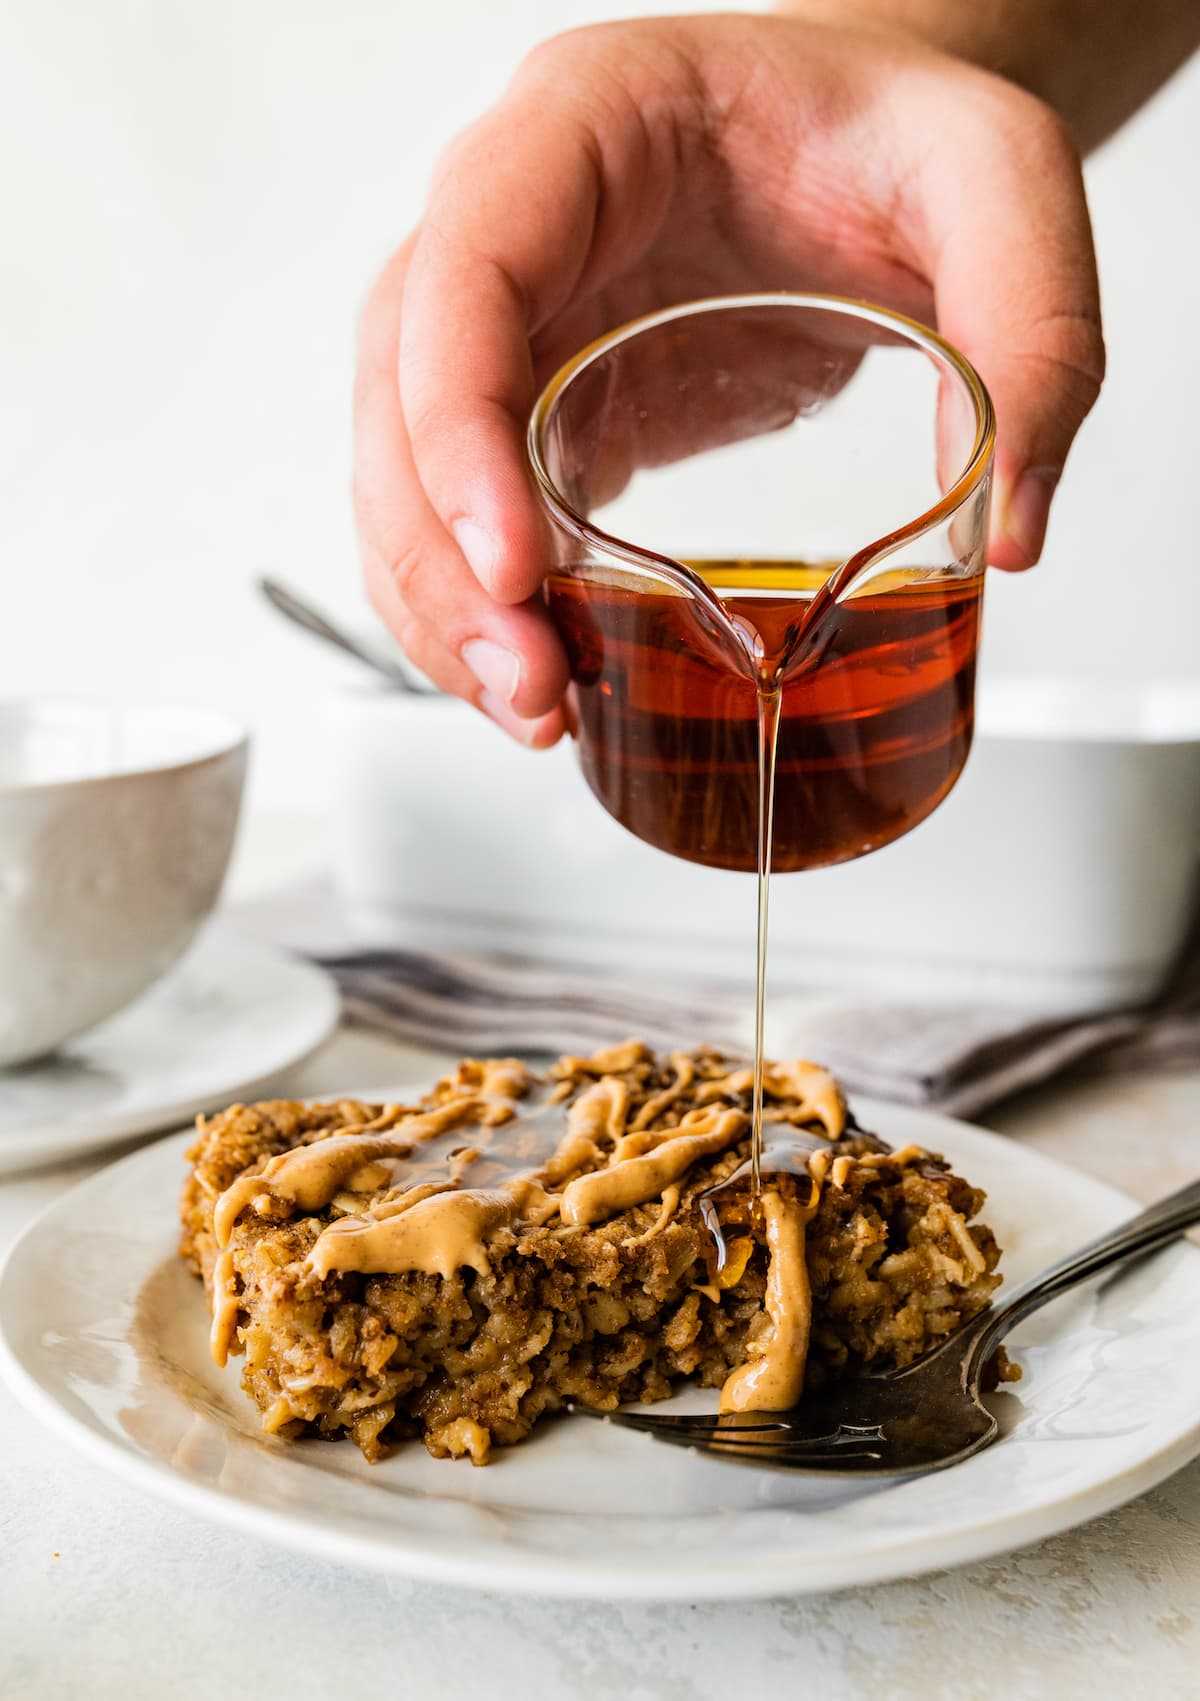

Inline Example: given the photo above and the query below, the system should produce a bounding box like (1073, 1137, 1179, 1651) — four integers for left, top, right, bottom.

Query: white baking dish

(328, 678, 1200, 1016)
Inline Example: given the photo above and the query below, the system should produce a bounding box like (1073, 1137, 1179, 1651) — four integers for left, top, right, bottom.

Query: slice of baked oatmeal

(180, 1042, 1003, 1464)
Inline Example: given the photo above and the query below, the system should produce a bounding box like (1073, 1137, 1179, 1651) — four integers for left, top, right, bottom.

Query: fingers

(353, 241, 568, 744)
(398, 34, 682, 602)
(915, 75, 1105, 569)
(353, 33, 651, 745)
(360, 548, 565, 749)
(400, 230, 547, 605)
(398, 118, 590, 604)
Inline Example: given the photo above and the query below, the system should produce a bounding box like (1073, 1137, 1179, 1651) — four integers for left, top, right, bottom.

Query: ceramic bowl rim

(0, 700, 249, 797)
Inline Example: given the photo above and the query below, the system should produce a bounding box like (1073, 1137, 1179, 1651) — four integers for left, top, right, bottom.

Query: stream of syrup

(546, 560, 984, 1184)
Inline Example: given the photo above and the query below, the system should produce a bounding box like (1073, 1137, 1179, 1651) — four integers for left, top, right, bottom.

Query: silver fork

(571, 1176, 1200, 1474)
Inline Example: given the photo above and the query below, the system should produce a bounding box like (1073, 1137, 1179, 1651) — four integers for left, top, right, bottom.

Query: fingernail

(478, 689, 538, 746)
(1004, 467, 1061, 563)
(454, 519, 497, 591)
(462, 638, 520, 704)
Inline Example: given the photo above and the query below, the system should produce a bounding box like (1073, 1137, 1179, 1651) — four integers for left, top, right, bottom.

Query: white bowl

(0, 702, 247, 1067)
(328, 678, 1200, 1016)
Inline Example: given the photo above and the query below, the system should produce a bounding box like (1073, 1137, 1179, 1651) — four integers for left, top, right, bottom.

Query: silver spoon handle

(966, 1175, 1200, 1378)
(259, 576, 422, 692)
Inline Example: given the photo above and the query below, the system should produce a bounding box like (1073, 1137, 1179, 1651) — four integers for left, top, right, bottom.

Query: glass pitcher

(526, 294, 995, 873)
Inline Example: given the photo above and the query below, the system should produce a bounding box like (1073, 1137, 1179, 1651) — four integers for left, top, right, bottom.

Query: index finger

(398, 39, 681, 601)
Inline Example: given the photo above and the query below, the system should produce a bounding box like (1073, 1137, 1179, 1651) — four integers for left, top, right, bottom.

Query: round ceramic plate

(0, 933, 339, 1175)
(2, 1099, 1198, 1601)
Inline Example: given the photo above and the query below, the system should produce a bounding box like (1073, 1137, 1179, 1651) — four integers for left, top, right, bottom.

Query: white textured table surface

(3, 1028, 1200, 1700)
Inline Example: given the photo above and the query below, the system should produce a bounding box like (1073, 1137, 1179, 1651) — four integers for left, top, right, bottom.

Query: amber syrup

(547, 560, 983, 1185)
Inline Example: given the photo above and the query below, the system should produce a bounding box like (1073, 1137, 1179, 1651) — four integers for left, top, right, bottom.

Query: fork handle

(965, 1174, 1200, 1381)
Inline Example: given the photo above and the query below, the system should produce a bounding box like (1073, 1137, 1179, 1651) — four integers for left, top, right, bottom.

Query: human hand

(354, 13, 1104, 745)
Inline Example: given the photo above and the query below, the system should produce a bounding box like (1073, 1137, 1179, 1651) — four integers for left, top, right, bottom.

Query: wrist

(772, 2, 999, 67)
(772, 0, 1200, 150)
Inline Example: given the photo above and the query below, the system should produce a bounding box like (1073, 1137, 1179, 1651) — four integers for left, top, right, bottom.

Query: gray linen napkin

(315, 923, 1200, 1117)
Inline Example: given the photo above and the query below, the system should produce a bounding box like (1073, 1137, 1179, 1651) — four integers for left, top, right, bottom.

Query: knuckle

(395, 619, 472, 703)
(393, 609, 427, 667)
(1024, 310, 1107, 404)
(383, 536, 429, 603)
(511, 21, 641, 98)
(515, 27, 593, 84)
(1021, 97, 1082, 174)
(353, 320, 393, 403)
(350, 474, 397, 571)
(355, 241, 413, 368)
(400, 387, 452, 461)
(966, 75, 1084, 182)
(369, 580, 427, 674)
(428, 126, 479, 196)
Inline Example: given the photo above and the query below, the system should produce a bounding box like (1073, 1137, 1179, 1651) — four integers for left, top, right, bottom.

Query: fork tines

(569, 1403, 886, 1467)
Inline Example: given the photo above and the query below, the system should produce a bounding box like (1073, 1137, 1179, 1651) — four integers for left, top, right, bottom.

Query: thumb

(919, 77, 1105, 570)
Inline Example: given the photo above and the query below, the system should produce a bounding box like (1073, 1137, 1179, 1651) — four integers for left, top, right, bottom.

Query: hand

(354, 13, 1104, 745)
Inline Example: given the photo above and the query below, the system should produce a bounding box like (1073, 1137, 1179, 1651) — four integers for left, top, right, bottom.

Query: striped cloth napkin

(315, 926, 1200, 1117)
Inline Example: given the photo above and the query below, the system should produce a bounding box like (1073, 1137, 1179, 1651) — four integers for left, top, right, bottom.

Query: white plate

(0, 933, 339, 1175)
(2, 1098, 1199, 1601)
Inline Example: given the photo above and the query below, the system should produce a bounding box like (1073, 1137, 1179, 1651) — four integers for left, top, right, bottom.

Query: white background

(3, 0, 1198, 822)
(4, 26, 1200, 1689)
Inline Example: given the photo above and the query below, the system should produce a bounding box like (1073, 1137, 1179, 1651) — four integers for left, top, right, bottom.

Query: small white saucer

(0, 932, 339, 1175)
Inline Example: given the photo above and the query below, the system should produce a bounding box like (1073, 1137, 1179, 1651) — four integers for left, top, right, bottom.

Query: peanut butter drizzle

(555, 1040, 652, 1077)
(307, 1187, 515, 1281)
(886, 1142, 929, 1167)
(719, 1187, 818, 1413)
(209, 1246, 240, 1367)
(623, 1184, 681, 1248)
(206, 1047, 867, 1416)
(363, 1180, 456, 1220)
(695, 1060, 845, 1140)
(539, 1077, 629, 1184)
(628, 1053, 695, 1131)
(559, 1109, 746, 1227)
(211, 1100, 493, 1248)
(300, 1099, 746, 1270)
(306, 1174, 565, 1281)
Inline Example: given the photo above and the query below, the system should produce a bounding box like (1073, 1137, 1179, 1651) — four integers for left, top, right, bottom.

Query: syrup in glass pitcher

(528, 295, 996, 1185)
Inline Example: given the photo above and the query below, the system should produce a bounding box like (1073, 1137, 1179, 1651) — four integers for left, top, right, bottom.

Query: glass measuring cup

(526, 294, 996, 874)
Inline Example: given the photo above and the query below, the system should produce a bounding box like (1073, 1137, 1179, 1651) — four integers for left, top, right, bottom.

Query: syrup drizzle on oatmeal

(206, 1046, 861, 1408)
